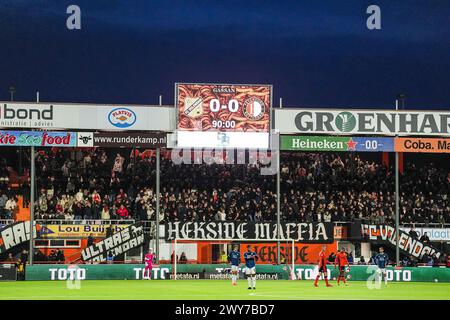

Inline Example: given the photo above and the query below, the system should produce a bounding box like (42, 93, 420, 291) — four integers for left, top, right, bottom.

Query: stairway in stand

(15, 197, 30, 221)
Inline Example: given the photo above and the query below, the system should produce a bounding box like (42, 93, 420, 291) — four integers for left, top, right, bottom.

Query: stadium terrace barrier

(25, 264, 450, 282)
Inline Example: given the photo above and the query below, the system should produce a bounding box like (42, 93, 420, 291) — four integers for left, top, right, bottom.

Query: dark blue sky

(1, 0, 449, 109)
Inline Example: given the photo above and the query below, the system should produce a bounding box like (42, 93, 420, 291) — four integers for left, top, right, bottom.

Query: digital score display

(176, 83, 272, 149)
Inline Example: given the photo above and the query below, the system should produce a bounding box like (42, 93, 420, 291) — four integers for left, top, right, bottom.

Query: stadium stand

(0, 147, 447, 226)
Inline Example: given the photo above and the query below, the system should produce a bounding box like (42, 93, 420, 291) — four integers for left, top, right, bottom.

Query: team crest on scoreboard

(243, 97, 265, 120)
(184, 97, 203, 118)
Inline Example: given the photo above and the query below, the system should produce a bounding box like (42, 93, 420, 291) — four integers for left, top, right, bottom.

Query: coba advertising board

(175, 83, 272, 149)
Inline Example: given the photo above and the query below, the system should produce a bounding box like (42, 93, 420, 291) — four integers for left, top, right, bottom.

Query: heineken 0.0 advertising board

(280, 136, 395, 152)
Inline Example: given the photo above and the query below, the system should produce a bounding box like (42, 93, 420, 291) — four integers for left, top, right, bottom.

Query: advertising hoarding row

(281, 135, 450, 153)
(0, 130, 167, 148)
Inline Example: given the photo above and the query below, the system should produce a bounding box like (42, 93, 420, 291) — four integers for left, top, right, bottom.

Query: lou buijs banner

(280, 135, 395, 152)
(0, 102, 172, 131)
(0, 130, 77, 147)
(81, 223, 144, 262)
(165, 221, 334, 243)
(275, 108, 450, 136)
(39, 224, 130, 238)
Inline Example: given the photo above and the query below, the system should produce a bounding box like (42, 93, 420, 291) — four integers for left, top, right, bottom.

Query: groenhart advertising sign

(275, 109, 450, 136)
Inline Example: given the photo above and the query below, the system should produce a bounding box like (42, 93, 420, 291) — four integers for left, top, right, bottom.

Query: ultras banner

(81, 222, 144, 262)
(165, 222, 334, 243)
(0, 221, 39, 255)
(361, 224, 445, 259)
(275, 108, 450, 136)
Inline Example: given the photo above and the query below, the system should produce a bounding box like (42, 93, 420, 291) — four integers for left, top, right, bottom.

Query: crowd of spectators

(0, 148, 448, 225)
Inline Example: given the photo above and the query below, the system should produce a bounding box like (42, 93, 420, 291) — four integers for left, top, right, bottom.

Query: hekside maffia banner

(275, 109, 450, 136)
(280, 136, 395, 152)
(0, 102, 172, 131)
(81, 223, 144, 262)
(89, 132, 167, 148)
(361, 224, 445, 259)
(40, 224, 131, 238)
(394, 137, 450, 153)
(0, 130, 77, 147)
(176, 83, 271, 133)
(165, 222, 334, 243)
(0, 221, 40, 254)
(239, 242, 337, 264)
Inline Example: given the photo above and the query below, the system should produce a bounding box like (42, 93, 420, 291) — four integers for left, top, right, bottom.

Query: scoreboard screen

(176, 83, 271, 149)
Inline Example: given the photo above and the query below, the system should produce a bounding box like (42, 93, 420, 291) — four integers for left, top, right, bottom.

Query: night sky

(1, 0, 449, 109)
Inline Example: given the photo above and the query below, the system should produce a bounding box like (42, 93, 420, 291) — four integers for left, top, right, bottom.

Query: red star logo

(346, 138, 357, 151)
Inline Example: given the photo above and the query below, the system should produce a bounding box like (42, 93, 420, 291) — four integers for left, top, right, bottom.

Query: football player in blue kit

(244, 245, 259, 290)
(227, 245, 241, 286)
(374, 247, 389, 286)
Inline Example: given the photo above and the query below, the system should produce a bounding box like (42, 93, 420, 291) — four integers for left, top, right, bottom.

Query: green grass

(0, 280, 449, 300)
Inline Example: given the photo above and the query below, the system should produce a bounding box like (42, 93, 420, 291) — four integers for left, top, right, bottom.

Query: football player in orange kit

(314, 245, 332, 287)
(334, 247, 350, 286)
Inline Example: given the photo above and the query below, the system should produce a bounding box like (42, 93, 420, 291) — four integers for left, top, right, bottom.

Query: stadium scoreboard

(175, 83, 272, 149)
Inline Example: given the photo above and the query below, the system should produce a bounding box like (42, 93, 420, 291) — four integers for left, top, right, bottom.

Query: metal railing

(0, 219, 14, 226)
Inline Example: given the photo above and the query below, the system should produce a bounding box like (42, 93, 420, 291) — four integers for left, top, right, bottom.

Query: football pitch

(1, 280, 449, 300)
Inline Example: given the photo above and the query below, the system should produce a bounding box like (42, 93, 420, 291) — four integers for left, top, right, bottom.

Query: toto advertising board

(25, 264, 450, 282)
